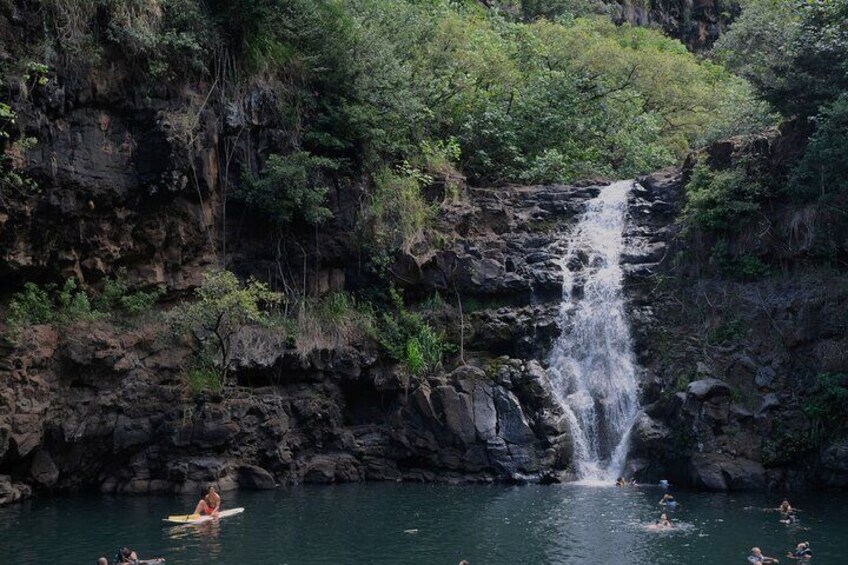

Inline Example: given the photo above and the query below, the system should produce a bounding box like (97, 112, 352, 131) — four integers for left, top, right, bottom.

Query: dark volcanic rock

(690, 454, 765, 491)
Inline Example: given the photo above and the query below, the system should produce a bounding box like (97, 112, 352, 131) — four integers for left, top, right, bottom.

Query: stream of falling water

(548, 180, 639, 482)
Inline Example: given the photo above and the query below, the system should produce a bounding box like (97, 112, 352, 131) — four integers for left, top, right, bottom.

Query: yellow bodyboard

(163, 508, 244, 525)
(166, 513, 200, 523)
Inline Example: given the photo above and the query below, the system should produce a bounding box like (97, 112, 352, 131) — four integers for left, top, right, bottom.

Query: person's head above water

(751, 547, 763, 557)
(97, 558, 108, 565)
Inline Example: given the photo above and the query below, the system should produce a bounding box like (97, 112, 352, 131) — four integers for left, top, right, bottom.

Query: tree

(169, 270, 282, 384)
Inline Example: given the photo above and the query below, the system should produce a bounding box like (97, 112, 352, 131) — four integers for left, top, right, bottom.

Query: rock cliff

(0, 58, 604, 501)
(623, 133, 848, 491)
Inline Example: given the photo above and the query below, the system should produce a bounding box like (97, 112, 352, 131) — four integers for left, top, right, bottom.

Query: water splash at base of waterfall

(548, 180, 639, 482)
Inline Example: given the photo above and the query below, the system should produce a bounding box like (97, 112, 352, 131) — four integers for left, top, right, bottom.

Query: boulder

(630, 412, 671, 458)
(494, 388, 535, 445)
(513, 360, 558, 412)
(755, 366, 777, 389)
(470, 383, 498, 441)
(301, 454, 360, 484)
(686, 379, 732, 402)
(238, 464, 277, 490)
(0, 475, 32, 506)
(690, 454, 765, 490)
(0, 426, 9, 460)
(30, 450, 59, 487)
(431, 386, 476, 447)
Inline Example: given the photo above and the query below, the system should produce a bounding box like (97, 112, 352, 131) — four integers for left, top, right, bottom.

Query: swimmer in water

(748, 547, 780, 564)
(659, 493, 678, 506)
(779, 500, 793, 513)
(615, 477, 626, 487)
(780, 513, 799, 525)
(656, 513, 672, 528)
(786, 541, 812, 560)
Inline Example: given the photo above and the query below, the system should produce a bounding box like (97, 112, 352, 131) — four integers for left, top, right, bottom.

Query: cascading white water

(548, 180, 639, 482)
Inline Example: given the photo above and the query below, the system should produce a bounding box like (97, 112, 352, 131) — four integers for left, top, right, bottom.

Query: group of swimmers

(748, 540, 812, 563)
(617, 478, 814, 562)
(96, 486, 221, 564)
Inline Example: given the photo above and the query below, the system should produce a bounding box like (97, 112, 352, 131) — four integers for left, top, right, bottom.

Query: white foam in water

(548, 181, 640, 482)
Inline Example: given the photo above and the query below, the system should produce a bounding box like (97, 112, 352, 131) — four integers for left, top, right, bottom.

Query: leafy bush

(358, 165, 435, 267)
(520, 0, 606, 20)
(183, 360, 223, 395)
(706, 315, 746, 346)
(736, 254, 770, 281)
(6, 283, 55, 327)
(44, 0, 215, 78)
(5, 278, 104, 333)
(168, 270, 282, 384)
(377, 287, 451, 376)
(95, 271, 162, 316)
(684, 162, 764, 230)
(294, 292, 375, 356)
(805, 372, 848, 447)
(236, 151, 336, 228)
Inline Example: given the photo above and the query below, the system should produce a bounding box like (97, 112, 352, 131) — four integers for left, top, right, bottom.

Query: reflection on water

(2, 483, 848, 565)
(165, 521, 223, 560)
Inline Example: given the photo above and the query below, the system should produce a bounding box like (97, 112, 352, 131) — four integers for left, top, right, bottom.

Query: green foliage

(95, 270, 162, 316)
(377, 287, 451, 376)
(684, 162, 764, 230)
(804, 372, 848, 447)
(0, 86, 40, 205)
(520, 0, 606, 20)
(706, 315, 746, 346)
(710, 240, 770, 281)
(359, 165, 435, 267)
(5, 278, 105, 334)
(237, 151, 336, 227)
(713, 0, 801, 112)
(736, 254, 770, 281)
(294, 292, 376, 356)
(43, 0, 216, 78)
(761, 417, 811, 467)
(714, 0, 848, 205)
(789, 94, 848, 200)
(169, 270, 282, 383)
(6, 283, 55, 327)
(25, 1, 765, 194)
(184, 360, 223, 395)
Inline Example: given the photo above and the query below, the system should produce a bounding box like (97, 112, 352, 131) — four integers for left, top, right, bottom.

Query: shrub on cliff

(5, 278, 105, 335)
(236, 151, 336, 228)
(358, 165, 436, 269)
(94, 270, 163, 317)
(684, 162, 764, 230)
(293, 292, 376, 357)
(168, 269, 282, 385)
(377, 287, 452, 378)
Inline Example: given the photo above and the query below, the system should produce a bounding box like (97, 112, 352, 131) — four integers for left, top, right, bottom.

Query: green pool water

(1, 483, 845, 564)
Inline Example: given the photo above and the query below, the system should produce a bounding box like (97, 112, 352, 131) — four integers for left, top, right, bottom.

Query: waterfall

(548, 180, 639, 481)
